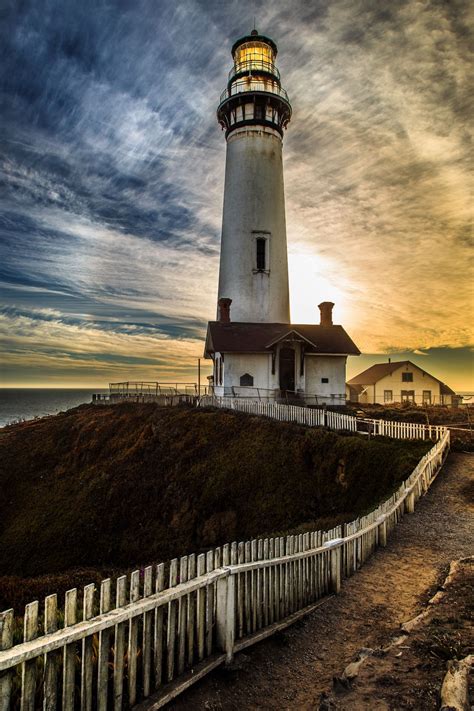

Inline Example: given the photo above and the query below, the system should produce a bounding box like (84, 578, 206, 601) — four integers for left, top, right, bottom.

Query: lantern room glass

(234, 41, 276, 75)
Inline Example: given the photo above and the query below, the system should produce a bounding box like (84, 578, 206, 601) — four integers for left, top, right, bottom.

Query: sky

(1, 0, 473, 390)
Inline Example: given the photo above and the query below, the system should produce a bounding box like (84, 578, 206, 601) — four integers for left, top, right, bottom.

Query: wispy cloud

(0, 0, 472, 386)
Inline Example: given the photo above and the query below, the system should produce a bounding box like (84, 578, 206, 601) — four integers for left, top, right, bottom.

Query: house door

(279, 348, 295, 393)
(401, 390, 415, 403)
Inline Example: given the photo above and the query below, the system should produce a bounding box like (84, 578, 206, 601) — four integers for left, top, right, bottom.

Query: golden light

(235, 42, 274, 71)
(288, 250, 352, 325)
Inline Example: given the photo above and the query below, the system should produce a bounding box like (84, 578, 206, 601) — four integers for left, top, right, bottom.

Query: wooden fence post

(0, 609, 13, 711)
(22, 601, 39, 711)
(378, 520, 387, 547)
(216, 573, 235, 664)
(44, 594, 59, 711)
(406, 492, 415, 513)
(330, 546, 341, 594)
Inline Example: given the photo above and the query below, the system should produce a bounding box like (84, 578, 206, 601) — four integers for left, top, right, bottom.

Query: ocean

(0, 389, 108, 428)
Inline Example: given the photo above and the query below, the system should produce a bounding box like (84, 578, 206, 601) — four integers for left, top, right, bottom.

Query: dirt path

(169, 452, 474, 710)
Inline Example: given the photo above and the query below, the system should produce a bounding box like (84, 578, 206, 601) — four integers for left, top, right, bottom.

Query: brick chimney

(318, 301, 334, 327)
(218, 297, 232, 323)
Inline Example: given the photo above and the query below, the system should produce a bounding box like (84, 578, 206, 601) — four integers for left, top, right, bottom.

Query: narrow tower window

(256, 237, 266, 270)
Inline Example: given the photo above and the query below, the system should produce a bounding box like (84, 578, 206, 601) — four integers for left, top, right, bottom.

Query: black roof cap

(231, 33, 278, 58)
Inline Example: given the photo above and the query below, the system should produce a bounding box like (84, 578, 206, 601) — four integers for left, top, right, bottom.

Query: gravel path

(169, 452, 474, 710)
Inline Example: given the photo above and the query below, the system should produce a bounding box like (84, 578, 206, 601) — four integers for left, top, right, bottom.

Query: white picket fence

(200, 395, 446, 440)
(0, 413, 450, 710)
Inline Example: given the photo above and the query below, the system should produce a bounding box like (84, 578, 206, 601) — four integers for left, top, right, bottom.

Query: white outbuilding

(205, 301, 360, 405)
(346, 360, 458, 406)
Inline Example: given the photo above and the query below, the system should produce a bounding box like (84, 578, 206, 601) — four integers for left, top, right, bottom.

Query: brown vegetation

(0, 403, 430, 610)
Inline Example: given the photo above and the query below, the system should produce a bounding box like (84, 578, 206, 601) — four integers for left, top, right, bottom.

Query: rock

(440, 655, 474, 711)
(341, 647, 374, 681)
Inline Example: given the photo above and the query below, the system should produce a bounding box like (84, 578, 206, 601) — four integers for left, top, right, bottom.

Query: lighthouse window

(254, 104, 264, 120)
(256, 238, 266, 270)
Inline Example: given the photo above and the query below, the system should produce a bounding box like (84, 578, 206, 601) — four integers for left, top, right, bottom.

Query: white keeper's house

(204, 30, 360, 405)
(346, 361, 458, 406)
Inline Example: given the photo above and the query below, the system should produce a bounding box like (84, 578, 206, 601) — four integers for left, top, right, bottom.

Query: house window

(401, 390, 415, 402)
(402, 372, 413, 382)
(215, 356, 223, 386)
(240, 373, 254, 386)
(256, 238, 266, 270)
(321, 378, 329, 383)
(384, 390, 393, 402)
(422, 390, 431, 404)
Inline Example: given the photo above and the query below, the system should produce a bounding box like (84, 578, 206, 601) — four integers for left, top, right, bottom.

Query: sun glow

(288, 251, 351, 325)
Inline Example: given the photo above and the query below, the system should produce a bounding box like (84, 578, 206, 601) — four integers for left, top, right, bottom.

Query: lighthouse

(205, 30, 360, 403)
(216, 29, 292, 323)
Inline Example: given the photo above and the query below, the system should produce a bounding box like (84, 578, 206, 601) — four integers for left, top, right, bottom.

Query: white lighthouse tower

(205, 30, 360, 403)
(216, 30, 292, 323)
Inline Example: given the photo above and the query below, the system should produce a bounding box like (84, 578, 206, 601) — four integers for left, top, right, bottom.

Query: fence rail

(0, 407, 450, 710)
(199, 395, 447, 440)
(109, 382, 200, 396)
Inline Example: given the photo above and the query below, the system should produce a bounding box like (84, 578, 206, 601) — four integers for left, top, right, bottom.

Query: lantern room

(217, 29, 291, 138)
(232, 32, 277, 75)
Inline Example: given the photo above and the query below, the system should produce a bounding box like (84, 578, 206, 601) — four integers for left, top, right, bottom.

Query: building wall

(212, 349, 349, 404)
(305, 355, 347, 406)
(213, 352, 272, 397)
(217, 126, 290, 323)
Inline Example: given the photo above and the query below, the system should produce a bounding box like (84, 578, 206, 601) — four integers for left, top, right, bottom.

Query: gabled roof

(347, 360, 456, 394)
(347, 361, 408, 385)
(265, 328, 320, 349)
(204, 322, 360, 358)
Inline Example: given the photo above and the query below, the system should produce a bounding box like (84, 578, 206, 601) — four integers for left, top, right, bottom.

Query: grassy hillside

(0, 403, 431, 608)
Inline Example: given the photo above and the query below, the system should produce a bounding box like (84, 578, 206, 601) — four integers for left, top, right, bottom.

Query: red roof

(204, 322, 360, 357)
(347, 360, 455, 394)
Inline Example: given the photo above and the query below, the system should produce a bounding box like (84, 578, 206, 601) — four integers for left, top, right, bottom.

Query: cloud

(0, 0, 472, 386)
(0, 307, 210, 386)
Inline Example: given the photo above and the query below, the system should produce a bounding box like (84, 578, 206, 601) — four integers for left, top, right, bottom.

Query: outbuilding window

(240, 373, 254, 386)
(321, 377, 329, 383)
